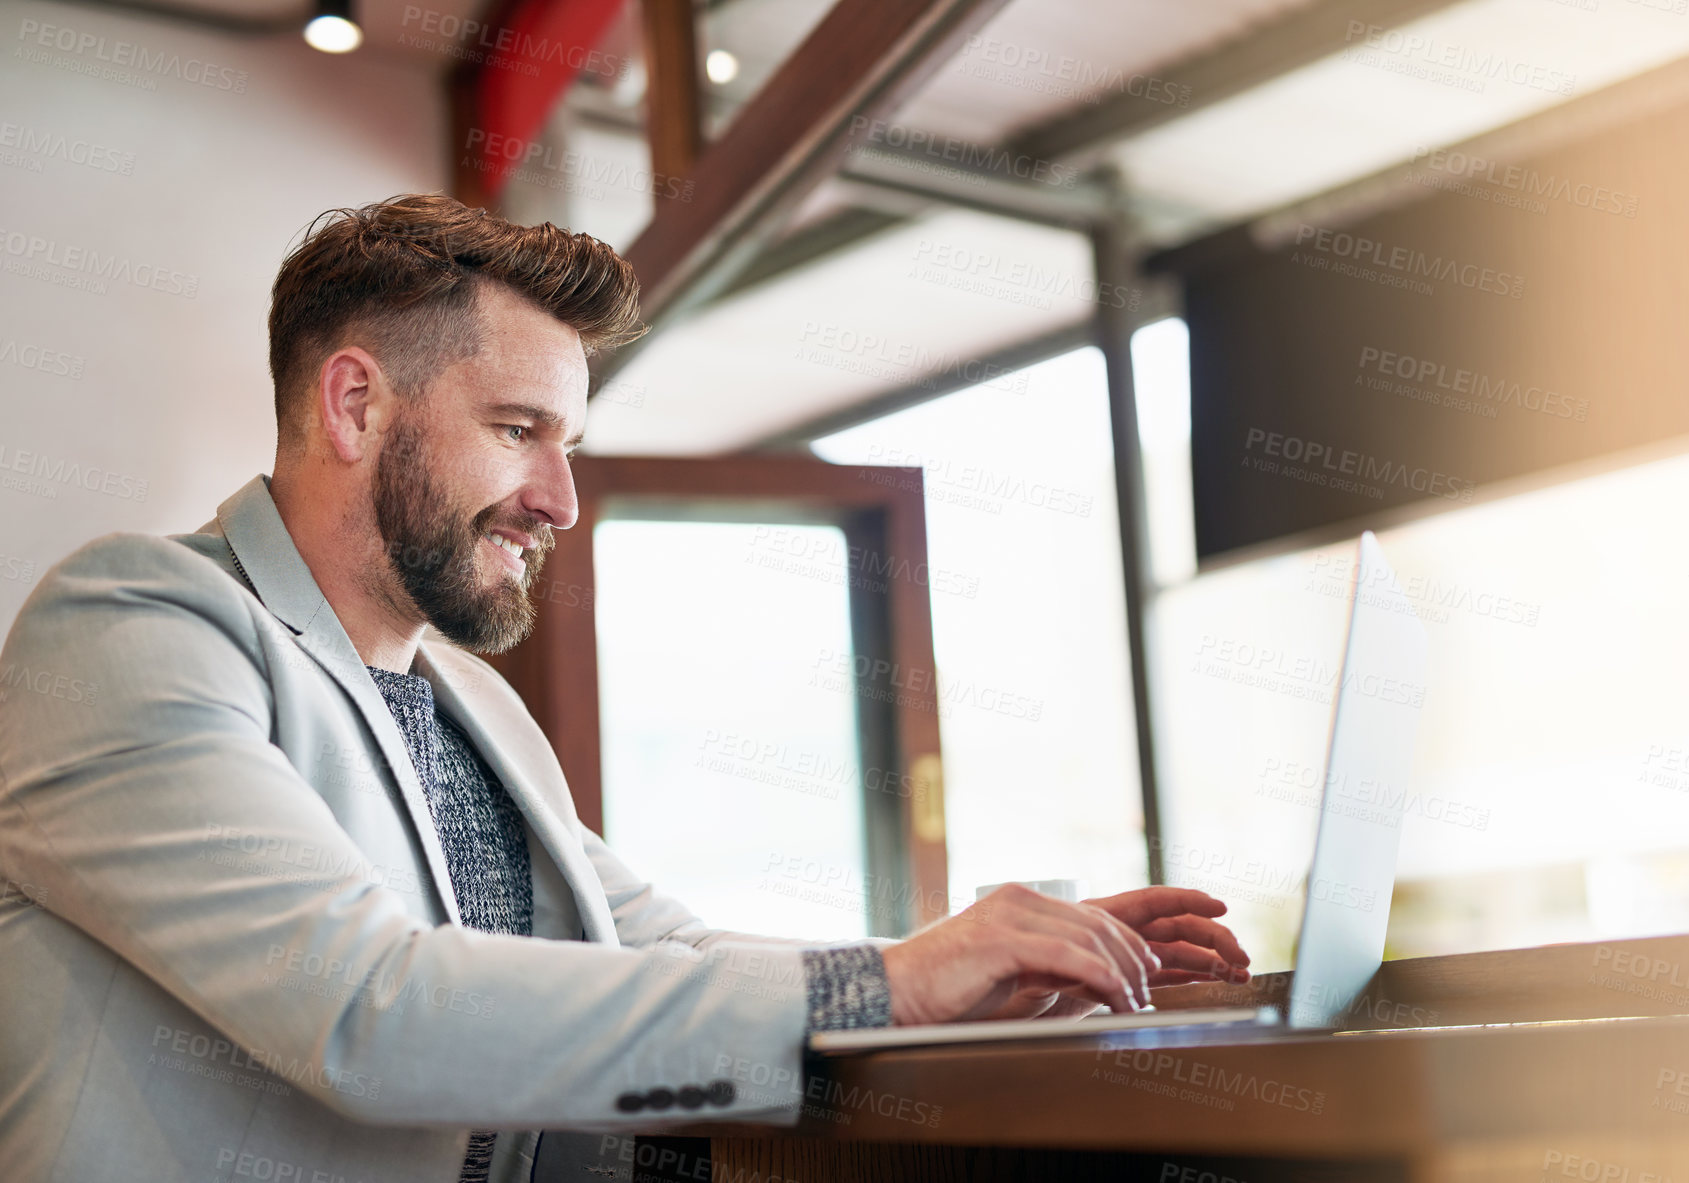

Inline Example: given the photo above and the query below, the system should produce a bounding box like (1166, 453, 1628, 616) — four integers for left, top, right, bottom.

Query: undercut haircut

(268, 193, 644, 452)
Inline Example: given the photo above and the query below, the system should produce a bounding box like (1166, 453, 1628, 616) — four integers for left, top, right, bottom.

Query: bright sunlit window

(813, 348, 1147, 905)
(1135, 318, 1689, 967)
(594, 520, 869, 940)
(1132, 317, 1199, 588)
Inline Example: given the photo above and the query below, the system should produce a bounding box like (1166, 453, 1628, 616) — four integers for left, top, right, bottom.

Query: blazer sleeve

(0, 533, 813, 1129)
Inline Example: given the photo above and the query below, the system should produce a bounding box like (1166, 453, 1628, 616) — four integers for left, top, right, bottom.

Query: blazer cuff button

(614, 1092, 646, 1113)
(645, 1087, 676, 1111)
(676, 1086, 707, 1110)
(705, 1080, 736, 1107)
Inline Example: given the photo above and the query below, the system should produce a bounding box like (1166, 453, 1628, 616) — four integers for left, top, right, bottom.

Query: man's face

(370, 284, 588, 655)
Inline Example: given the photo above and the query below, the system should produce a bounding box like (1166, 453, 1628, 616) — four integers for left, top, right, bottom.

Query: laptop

(809, 531, 1430, 1053)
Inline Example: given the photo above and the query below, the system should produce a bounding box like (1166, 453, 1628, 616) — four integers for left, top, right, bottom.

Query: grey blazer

(0, 473, 821, 1183)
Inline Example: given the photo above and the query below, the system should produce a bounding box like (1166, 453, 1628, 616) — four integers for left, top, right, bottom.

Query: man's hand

(880, 883, 1163, 1025)
(1097, 886, 1251, 988)
(879, 885, 1251, 1025)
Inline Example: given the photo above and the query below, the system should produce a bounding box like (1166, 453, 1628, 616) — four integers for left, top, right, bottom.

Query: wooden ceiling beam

(640, 0, 703, 187)
(685, 0, 1470, 312)
(593, 0, 1014, 386)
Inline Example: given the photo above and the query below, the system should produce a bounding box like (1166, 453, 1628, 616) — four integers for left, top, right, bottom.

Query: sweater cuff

(801, 944, 893, 1031)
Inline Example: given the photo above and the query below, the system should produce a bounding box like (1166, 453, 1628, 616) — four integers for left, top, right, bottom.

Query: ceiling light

(705, 49, 739, 85)
(304, 0, 362, 54)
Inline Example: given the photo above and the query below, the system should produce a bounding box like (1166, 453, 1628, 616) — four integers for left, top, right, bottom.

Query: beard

(371, 411, 554, 655)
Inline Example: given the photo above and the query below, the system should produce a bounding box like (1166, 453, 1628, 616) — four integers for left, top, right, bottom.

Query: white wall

(0, 0, 447, 637)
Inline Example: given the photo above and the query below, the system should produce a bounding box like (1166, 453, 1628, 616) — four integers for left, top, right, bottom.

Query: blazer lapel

(415, 639, 617, 946)
(213, 474, 464, 928)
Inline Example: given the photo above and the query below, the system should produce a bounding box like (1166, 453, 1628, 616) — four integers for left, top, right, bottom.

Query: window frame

(485, 453, 949, 936)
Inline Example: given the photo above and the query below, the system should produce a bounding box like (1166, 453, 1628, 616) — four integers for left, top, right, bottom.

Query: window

(486, 455, 949, 941)
(594, 520, 868, 939)
(1131, 317, 1198, 589)
(813, 348, 1147, 904)
(1140, 318, 1689, 967)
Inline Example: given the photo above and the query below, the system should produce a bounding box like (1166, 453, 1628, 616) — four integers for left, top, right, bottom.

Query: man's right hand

(878, 883, 1159, 1025)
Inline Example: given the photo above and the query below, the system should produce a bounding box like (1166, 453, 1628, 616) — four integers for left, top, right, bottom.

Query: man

(0, 194, 1250, 1183)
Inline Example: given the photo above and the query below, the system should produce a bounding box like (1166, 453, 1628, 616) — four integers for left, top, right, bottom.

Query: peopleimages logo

(1243, 428, 1476, 504)
(16, 18, 249, 93)
(0, 122, 136, 175)
(1409, 146, 1638, 219)
(263, 943, 495, 1020)
(148, 1025, 378, 1100)
(956, 35, 1191, 108)
(0, 337, 85, 380)
(1342, 21, 1576, 96)
(0, 226, 199, 298)
(1293, 224, 1524, 299)
(462, 129, 693, 202)
(1356, 345, 1588, 423)
(1092, 1046, 1327, 1115)
(1542, 1149, 1676, 1183)
(1257, 756, 1492, 831)
(796, 321, 1032, 396)
(0, 663, 99, 706)
(911, 239, 1139, 310)
(863, 442, 1094, 517)
(847, 115, 1080, 189)
(0, 442, 148, 501)
(399, 5, 632, 78)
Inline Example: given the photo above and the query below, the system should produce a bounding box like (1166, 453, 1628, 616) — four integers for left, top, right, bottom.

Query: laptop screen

(1286, 532, 1430, 1029)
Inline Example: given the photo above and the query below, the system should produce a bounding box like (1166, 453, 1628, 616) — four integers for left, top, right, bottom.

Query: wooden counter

(660, 935, 1689, 1182)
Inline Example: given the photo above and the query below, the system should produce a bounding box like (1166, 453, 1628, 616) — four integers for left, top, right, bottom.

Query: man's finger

(1147, 939, 1248, 981)
(994, 887, 1158, 1007)
(1093, 886, 1228, 928)
(1134, 915, 1250, 968)
(1009, 934, 1138, 1013)
(1078, 905, 1156, 1008)
(1038, 913, 1152, 1010)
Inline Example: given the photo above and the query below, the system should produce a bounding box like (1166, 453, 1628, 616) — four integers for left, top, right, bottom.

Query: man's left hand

(979, 886, 1251, 1021)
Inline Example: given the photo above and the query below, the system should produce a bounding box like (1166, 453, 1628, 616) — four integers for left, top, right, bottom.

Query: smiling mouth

(483, 531, 527, 575)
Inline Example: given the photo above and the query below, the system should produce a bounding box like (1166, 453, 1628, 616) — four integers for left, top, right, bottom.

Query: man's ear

(317, 346, 389, 464)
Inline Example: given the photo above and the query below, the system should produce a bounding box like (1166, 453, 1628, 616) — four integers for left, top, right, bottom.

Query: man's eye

(504, 425, 527, 442)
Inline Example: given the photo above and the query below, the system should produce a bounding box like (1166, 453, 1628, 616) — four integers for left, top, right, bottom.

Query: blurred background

(6, 0, 1689, 973)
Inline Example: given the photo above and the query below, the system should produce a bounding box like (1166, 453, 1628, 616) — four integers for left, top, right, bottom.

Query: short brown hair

(269, 193, 644, 450)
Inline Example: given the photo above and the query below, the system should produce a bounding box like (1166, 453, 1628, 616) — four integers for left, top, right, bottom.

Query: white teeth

(486, 532, 523, 559)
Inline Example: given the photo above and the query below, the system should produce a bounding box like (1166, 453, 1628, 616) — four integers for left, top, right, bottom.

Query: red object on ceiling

(471, 0, 631, 201)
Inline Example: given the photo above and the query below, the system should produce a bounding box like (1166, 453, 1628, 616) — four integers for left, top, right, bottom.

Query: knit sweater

(366, 665, 534, 1183)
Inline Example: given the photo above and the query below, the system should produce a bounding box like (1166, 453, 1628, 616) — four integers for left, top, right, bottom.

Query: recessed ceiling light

(304, 0, 362, 53)
(705, 49, 739, 85)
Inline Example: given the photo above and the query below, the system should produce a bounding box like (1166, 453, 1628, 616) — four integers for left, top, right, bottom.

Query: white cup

(975, 878, 1088, 903)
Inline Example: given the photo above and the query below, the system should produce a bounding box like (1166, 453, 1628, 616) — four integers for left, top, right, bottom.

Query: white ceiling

(583, 206, 1096, 453)
(693, 0, 1323, 143)
(79, 0, 1689, 453)
(1114, 0, 1689, 230)
(575, 0, 1689, 456)
(895, 0, 1322, 143)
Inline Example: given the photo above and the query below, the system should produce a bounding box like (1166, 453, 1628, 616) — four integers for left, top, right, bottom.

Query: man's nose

(527, 451, 579, 532)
